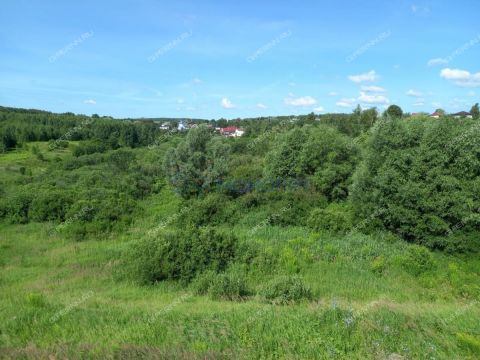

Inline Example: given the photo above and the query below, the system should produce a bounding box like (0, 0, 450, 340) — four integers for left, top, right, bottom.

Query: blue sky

(1, 0, 479, 119)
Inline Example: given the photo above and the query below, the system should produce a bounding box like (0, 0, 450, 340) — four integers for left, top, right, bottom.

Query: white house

(235, 128, 245, 137)
(159, 122, 170, 130)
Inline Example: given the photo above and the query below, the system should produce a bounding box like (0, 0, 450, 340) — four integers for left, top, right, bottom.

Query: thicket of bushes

(0, 147, 162, 238)
(351, 118, 480, 252)
(129, 227, 239, 284)
(158, 118, 480, 251)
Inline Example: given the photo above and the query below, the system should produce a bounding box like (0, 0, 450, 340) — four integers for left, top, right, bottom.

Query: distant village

(158, 121, 245, 137)
(152, 109, 475, 137)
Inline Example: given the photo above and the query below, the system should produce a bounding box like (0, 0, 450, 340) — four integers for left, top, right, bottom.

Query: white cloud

(440, 68, 471, 80)
(361, 85, 386, 93)
(192, 77, 202, 84)
(428, 58, 448, 66)
(440, 68, 480, 87)
(432, 102, 442, 108)
(256, 103, 267, 109)
(413, 101, 425, 107)
(84, 99, 96, 105)
(328, 91, 338, 96)
(411, 4, 430, 15)
(348, 70, 378, 83)
(313, 106, 324, 113)
(221, 97, 235, 108)
(358, 91, 390, 105)
(284, 96, 317, 106)
(406, 89, 423, 97)
(336, 98, 356, 108)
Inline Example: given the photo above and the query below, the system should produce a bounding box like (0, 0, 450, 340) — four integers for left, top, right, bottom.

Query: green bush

(0, 193, 33, 224)
(72, 140, 107, 157)
(264, 125, 359, 201)
(178, 193, 236, 227)
(266, 190, 327, 227)
(129, 227, 238, 284)
(29, 191, 73, 222)
(207, 271, 250, 300)
(259, 275, 312, 304)
(402, 245, 436, 276)
(163, 126, 231, 198)
(351, 118, 480, 250)
(307, 203, 353, 233)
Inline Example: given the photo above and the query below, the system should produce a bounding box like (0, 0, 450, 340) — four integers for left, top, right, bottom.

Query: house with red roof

(219, 126, 245, 137)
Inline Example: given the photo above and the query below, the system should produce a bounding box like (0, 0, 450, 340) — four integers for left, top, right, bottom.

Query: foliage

(0, 193, 33, 224)
(307, 203, 353, 233)
(29, 190, 73, 222)
(163, 126, 231, 198)
(351, 118, 480, 249)
(401, 245, 436, 276)
(471, 103, 480, 120)
(259, 275, 312, 304)
(385, 105, 403, 118)
(264, 125, 359, 201)
(129, 227, 238, 284)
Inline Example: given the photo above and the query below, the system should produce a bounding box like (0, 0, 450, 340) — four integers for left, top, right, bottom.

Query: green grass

(1, 189, 479, 359)
(0, 142, 478, 358)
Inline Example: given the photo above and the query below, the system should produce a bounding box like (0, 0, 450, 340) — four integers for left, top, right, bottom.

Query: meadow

(1, 107, 480, 359)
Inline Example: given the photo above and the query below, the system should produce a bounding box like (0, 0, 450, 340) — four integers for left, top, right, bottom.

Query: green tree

(385, 105, 403, 119)
(163, 126, 230, 198)
(470, 103, 479, 120)
(360, 107, 378, 130)
(351, 118, 480, 251)
(265, 125, 359, 200)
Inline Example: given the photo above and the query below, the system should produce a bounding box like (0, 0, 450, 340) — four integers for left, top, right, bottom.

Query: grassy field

(1, 189, 479, 359)
(1, 144, 480, 359)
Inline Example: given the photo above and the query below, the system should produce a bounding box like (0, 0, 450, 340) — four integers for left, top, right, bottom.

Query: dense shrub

(264, 125, 359, 201)
(351, 118, 480, 250)
(62, 153, 105, 170)
(72, 140, 107, 157)
(307, 203, 353, 233)
(259, 275, 312, 304)
(0, 193, 33, 224)
(163, 126, 231, 198)
(178, 193, 237, 227)
(0, 127, 18, 152)
(402, 245, 436, 276)
(107, 148, 136, 171)
(130, 227, 238, 284)
(29, 191, 73, 222)
(265, 190, 328, 227)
